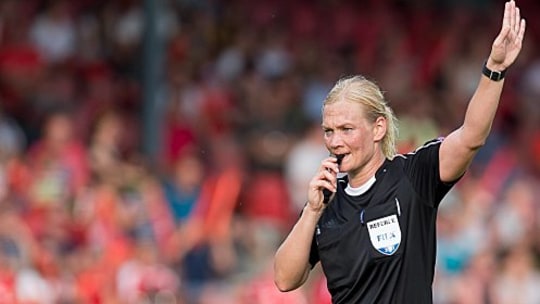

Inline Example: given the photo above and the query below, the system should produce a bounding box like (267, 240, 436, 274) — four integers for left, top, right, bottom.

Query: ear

(373, 116, 387, 142)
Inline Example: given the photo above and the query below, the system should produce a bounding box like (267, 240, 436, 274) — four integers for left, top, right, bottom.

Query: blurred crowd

(0, 0, 540, 303)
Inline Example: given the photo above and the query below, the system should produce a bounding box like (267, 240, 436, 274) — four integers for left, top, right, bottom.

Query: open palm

(490, 0, 526, 69)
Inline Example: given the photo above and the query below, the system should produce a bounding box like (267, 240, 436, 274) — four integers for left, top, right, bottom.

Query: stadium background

(0, 0, 539, 303)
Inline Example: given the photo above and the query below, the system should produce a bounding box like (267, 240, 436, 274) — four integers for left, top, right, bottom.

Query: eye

(323, 129, 333, 137)
(343, 127, 353, 133)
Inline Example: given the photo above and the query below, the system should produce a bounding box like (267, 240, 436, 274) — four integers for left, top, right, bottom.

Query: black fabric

(309, 138, 458, 304)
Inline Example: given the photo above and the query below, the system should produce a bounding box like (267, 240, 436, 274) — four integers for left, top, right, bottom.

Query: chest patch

(366, 214, 401, 255)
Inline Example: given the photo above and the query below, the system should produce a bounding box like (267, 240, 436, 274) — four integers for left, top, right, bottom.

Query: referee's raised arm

(439, 0, 526, 183)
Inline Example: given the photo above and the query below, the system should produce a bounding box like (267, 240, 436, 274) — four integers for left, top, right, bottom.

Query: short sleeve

(401, 138, 460, 208)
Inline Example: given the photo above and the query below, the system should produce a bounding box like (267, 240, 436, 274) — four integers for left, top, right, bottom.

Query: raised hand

(488, 0, 526, 71)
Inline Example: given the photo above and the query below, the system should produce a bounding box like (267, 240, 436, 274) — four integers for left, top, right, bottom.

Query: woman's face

(322, 100, 385, 176)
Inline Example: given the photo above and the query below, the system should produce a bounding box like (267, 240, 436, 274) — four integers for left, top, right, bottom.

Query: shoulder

(395, 137, 444, 160)
(407, 137, 444, 155)
(386, 138, 444, 178)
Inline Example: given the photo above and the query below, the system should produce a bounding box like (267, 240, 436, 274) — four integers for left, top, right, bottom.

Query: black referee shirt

(309, 139, 458, 304)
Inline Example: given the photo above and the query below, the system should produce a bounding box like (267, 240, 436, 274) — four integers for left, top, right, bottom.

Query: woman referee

(274, 1, 526, 303)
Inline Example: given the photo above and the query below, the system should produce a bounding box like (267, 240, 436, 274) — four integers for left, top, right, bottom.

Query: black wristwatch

(482, 61, 506, 81)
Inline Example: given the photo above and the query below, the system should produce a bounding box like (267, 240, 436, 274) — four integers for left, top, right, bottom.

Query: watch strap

(482, 61, 506, 81)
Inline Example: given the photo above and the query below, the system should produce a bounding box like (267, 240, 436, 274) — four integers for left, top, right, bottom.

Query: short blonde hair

(323, 75, 398, 159)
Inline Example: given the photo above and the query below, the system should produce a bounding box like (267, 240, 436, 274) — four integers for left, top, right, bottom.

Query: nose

(327, 132, 344, 149)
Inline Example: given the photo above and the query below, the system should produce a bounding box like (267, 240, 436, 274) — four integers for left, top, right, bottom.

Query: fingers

(508, 1, 515, 32)
(318, 157, 339, 192)
(495, 1, 511, 44)
(507, 0, 524, 35)
(496, 1, 525, 46)
(308, 157, 339, 204)
(510, 1, 526, 46)
(321, 169, 338, 192)
(517, 19, 526, 45)
(514, 4, 520, 33)
(322, 157, 339, 174)
(503, 1, 511, 30)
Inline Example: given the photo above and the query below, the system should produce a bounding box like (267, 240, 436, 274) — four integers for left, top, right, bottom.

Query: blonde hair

(323, 75, 398, 159)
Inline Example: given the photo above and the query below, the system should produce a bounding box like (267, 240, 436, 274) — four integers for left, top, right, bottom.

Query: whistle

(322, 154, 344, 204)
